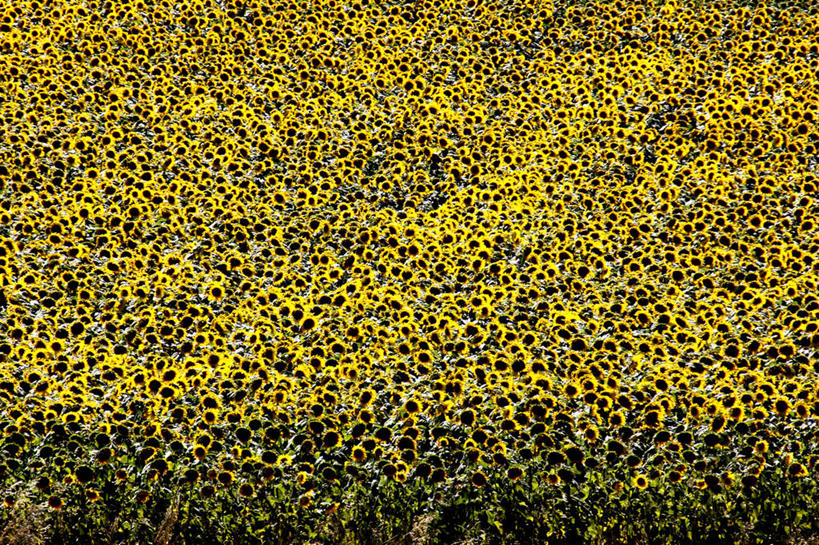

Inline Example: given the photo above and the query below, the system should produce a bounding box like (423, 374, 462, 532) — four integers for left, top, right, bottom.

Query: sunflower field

(1, 0, 819, 543)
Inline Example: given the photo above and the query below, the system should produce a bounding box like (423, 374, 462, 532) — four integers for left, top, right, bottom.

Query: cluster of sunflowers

(1, 0, 819, 543)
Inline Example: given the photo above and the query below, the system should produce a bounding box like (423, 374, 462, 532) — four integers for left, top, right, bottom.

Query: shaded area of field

(2, 471, 819, 544)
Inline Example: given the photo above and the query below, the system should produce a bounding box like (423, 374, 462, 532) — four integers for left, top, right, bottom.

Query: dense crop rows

(1, 0, 819, 543)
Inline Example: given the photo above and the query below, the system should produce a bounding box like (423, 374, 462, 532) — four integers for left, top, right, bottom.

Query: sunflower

(239, 483, 255, 498)
(470, 470, 488, 488)
(36, 476, 51, 492)
(48, 496, 63, 510)
(135, 491, 151, 504)
(404, 398, 421, 414)
(359, 389, 376, 407)
(584, 426, 599, 443)
(507, 467, 524, 481)
(788, 463, 808, 478)
(74, 465, 94, 485)
(609, 411, 625, 427)
(710, 414, 727, 433)
(85, 489, 101, 502)
(323, 430, 341, 449)
(206, 282, 226, 301)
(217, 471, 234, 487)
(774, 398, 791, 417)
